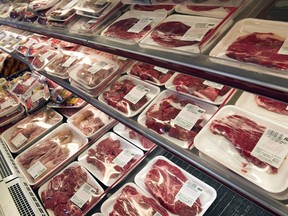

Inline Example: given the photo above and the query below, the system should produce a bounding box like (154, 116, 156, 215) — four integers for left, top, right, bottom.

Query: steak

(210, 114, 278, 173)
(104, 18, 152, 41)
(41, 166, 99, 216)
(127, 128, 155, 149)
(109, 185, 169, 216)
(144, 159, 202, 216)
(255, 95, 288, 115)
(130, 62, 174, 84)
(226, 32, 288, 70)
(172, 73, 231, 101)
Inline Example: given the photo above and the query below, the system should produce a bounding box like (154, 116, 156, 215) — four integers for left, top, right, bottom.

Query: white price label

(23, 38, 37, 47)
(278, 37, 288, 55)
(172, 104, 205, 131)
(32, 42, 46, 49)
(62, 0, 79, 10)
(27, 161, 47, 179)
(11, 133, 27, 148)
(127, 18, 153, 33)
(251, 129, 288, 168)
(70, 183, 96, 208)
(87, 61, 108, 74)
(124, 85, 149, 105)
(31, 90, 44, 103)
(23, 77, 36, 86)
(113, 149, 136, 167)
(39, 51, 54, 62)
(175, 180, 203, 207)
(203, 80, 224, 90)
(154, 66, 169, 74)
(117, 56, 127, 61)
(181, 23, 215, 41)
(62, 56, 77, 68)
(1, 99, 14, 110)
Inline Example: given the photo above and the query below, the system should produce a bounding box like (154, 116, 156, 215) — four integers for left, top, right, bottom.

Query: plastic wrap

(0, 105, 25, 127)
(28, 0, 60, 12)
(16, 34, 48, 57)
(9, 72, 40, 95)
(138, 90, 218, 148)
(98, 75, 160, 117)
(135, 156, 217, 216)
(132, 4, 175, 13)
(32, 48, 59, 70)
(50, 86, 73, 104)
(0, 87, 20, 118)
(165, 72, 233, 105)
(38, 162, 104, 216)
(47, 95, 87, 109)
(78, 132, 143, 186)
(74, 0, 113, 16)
(2, 107, 63, 153)
(68, 16, 99, 34)
(9, 3, 29, 20)
(67, 104, 116, 138)
(46, 0, 78, 21)
(15, 123, 88, 185)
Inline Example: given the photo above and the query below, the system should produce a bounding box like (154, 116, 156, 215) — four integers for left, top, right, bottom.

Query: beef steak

(210, 114, 278, 173)
(255, 95, 288, 115)
(226, 32, 288, 70)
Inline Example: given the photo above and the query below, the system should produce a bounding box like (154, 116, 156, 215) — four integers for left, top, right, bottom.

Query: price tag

(32, 42, 46, 49)
(203, 80, 224, 90)
(23, 77, 36, 86)
(113, 149, 136, 167)
(62, 0, 79, 10)
(124, 85, 149, 104)
(27, 161, 47, 179)
(278, 37, 288, 55)
(251, 129, 288, 168)
(175, 180, 203, 207)
(39, 51, 54, 62)
(172, 104, 205, 131)
(11, 133, 27, 148)
(154, 66, 169, 74)
(95, 0, 107, 6)
(87, 61, 108, 74)
(70, 183, 96, 208)
(31, 90, 44, 103)
(181, 23, 215, 41)
(1, 99, 14, 110)
(117, 56, 127, 61)
(62, 56, 77, 68)
(23, 38, 37, 47)
(127, 18, 153, 33)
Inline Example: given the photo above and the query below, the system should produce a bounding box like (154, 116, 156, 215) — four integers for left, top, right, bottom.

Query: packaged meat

(210, 18, 288, 75)
(74, 0, 113, 17)
(113, 123, 155, 151)
(68, 16, 99, 34)
(44, 50, 84, 79)
(235, 92, 288, 127)
(138, 90, 218, 148)
(67, 104, 116, 138)
(101, 10, 166, 44)
(135, 156, 217, 216)
(15, 123, 88, 186)
(0, 105, 25, 127)
(0, 32, 27, 53)
(98, 75, 160, 117)
(38, 161, 104, 216)
(31, 48, 59, 70)
(127, 61, 175, 86)
(2, 107, 63, 153)
(140, 14, 221, 54)
(165, 72, 233, 105)
(28, 0, 60, 12)
(68, 54, 119, 90)
(9, 3, 29, 20)
(194, 105, 288, 193)
(0, 88, 20, 118)
(78, 132, 143, 186)
(131, 4, 175, 13)
(47, 95, 87, 109)
(50, 86, 73, 104)
(175, 5, 235, 18)
(101, 183, 169, 216)
(46, 0, 78, 21)
(9, 72, 40, 95)
(16, 34, 49, 57)
(0, 3, 13, 18)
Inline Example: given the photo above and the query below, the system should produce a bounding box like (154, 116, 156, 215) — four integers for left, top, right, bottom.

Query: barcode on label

(62, 56, 77, 68)
(181, 22, 215, 42)
(124, 85, 149, 105)
(70, 183, 96, 208)
(11, 133, 27, 148)
(175, 180, 203, 207)
(27, 161, 47, 179)
(266, 129, 288, 144)
(127, 18, 153, 33)
(113, 149, 136, 167)
(203, 80, 223, 90)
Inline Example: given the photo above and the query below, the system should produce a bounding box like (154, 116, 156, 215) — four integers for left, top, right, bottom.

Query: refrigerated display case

(0, 0, 287, 215)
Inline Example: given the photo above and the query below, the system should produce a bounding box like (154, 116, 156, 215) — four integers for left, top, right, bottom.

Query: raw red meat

(103, 79, 148, 113)
(128, 128, 155, 149)
(226, 32, 288, 70)
(104, 18, 152, 41)
(144, 159, 202, 216)
(41, 166, 99, 215)
(145, 95, 204, 143)
(255, 95, 288, 115)
(86, 137, 137, 179)
(210, 114, 278, 174)
(172, 74, 231, 101)
(133, 4, 174, 11)
(151, 21, 211, 47)
(0, 91, 18, 115)
(110, 185, 169, 216)
(130, 62, 174, 84)
(187, 5, 220, 11)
